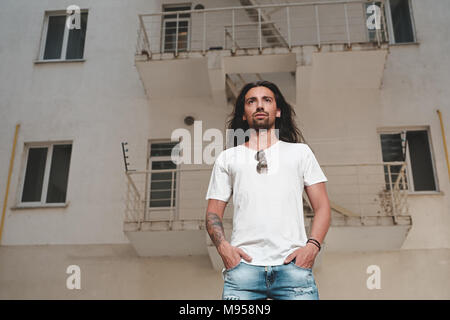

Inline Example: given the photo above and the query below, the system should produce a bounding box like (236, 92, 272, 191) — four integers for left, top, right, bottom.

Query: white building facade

(0, 0, 449, 299)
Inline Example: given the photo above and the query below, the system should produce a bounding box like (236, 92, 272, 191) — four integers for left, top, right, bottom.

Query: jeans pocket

(288, 261, 316, 289)
(290, 259, 312, 271)
(222, 261, 243, 281)
(225, 261, 242, 272)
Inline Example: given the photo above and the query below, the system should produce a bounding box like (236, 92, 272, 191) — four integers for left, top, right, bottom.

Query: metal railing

(124, 167, 214, 228)
(323, 161, 409, 218)
(136, 0, 389, 58)
(124, 160, 409, 229)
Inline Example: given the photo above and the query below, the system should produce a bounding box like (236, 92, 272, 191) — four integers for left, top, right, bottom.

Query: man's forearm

(309, 207, 331, 245)
(206, 212, 227, 249)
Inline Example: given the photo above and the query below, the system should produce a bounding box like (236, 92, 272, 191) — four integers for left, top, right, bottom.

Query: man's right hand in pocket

(218, 241, 252, 270)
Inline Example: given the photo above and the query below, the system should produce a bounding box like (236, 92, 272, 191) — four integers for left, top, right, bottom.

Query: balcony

(123, 160, 412, 270)
(136, 0, 389, 58)
(133, 1, 390, 108)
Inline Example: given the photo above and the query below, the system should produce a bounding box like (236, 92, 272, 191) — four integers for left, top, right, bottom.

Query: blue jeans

(222, 258, 319, 300)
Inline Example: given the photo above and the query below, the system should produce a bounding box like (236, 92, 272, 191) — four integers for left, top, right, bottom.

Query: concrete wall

(294, 0, 450, 250)
(0, 0, 159, 245)
(0, 244, 448, 299)
(378, 0, 450, 249)
(2, 0, 447, 246)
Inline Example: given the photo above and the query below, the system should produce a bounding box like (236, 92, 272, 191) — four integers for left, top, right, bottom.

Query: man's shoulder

(279, 142, 313, 161)
(214, 145, 241, 162)
(281, 141, 309, 151)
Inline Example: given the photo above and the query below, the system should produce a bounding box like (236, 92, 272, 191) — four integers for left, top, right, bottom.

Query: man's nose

(254, 98, 265, 108)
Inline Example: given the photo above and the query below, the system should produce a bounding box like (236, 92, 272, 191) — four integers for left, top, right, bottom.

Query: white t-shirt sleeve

(205, 151, 233, 202)
(303, 145, 328, 186)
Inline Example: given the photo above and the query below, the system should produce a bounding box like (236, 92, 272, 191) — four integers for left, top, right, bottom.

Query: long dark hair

(226, 80, 306, 147)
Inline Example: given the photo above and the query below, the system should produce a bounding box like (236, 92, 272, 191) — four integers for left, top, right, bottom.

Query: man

(205, 80, 331, 300)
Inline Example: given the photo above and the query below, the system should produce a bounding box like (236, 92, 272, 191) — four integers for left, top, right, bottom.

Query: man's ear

(242, 115, 247, 121)
(276, 108, 281, 118)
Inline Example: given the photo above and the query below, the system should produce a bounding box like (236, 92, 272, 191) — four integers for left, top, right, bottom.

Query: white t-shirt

(205, 140, 328, 266)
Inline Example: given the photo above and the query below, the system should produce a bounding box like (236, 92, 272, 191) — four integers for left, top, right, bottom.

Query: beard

(251, 117, 271, 130)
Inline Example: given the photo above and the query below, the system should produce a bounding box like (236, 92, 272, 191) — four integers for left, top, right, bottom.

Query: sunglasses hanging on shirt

(255, 150, 268, 174)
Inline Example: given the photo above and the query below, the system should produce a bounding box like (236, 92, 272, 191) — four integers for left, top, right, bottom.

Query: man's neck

(245, 129, 279, 150)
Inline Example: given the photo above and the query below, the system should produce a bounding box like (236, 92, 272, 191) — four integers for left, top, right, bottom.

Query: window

(162, 4, 191, 53)
(39, 10, 88, 61)
(148, 142, 180, 208)
(20, 143, 72, 206)
(380, 129, 437, 193)
(388, 0, 415, 43)
(365, 0, 415, 44)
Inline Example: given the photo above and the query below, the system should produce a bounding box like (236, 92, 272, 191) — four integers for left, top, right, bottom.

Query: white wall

(379, 0, 450, 249)
(0, 0, 449, 250)
(0, 244, 448, 299)
(0, 0, 160, 244)
(293, 0, 450, 249)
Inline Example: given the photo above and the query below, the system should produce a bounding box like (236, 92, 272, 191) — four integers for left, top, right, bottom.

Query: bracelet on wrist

(307, 238, 321, 251)
(307, 238, 321, 247)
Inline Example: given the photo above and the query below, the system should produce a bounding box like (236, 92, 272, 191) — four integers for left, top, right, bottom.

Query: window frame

(377, 127, 439, 195)
(16, 141, 73, 208)
(384, 0, 417, 44)
(37, 9, 88, 62)
(146, 140, 181, 214)
(161, 17, 191, 53)
(160, 3, 192, 54)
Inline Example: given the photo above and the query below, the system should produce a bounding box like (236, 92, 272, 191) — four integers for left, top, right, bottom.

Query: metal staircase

(239, 0, 289, 48)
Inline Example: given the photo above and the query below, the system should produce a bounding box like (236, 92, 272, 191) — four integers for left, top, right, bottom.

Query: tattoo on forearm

(206, 212, 225, 248)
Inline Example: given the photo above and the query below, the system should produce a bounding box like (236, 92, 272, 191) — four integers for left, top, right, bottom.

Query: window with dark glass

(22, 148, 48, 202)
(21, 144, 72, 204)
(46, 144, 72, 203)
(43, 16, 66, 60)
(380, 130, 436, 192)
(389, 0, 415, 43)
(149, 142, 179, 208)
(42, 11, 88, 60)
(365, 0, 415, 44)
(65, 12, 88, 59)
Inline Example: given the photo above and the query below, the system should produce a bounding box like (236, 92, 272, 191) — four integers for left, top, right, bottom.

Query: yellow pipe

(436, 110, 450, 182)
(0, 123, 20, 245)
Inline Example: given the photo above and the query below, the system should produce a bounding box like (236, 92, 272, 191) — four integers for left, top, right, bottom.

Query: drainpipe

(436, 110, 450, 182)
(0, 123, 20, 245)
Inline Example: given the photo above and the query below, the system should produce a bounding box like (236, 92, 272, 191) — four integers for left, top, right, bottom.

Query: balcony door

(162, 4, 191, 53)
(146, 141, 180, 220)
